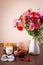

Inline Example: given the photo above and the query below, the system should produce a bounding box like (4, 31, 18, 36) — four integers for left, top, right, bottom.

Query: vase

(29, 36, 40, 55)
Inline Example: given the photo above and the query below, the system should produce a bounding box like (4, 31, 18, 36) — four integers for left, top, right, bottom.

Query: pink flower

(18, 21, 23, 26)
(29, 22, 35, 31)
(12, 19, 18, 27)
(18, 20, 25, 27)
(36, 12, 40, 16)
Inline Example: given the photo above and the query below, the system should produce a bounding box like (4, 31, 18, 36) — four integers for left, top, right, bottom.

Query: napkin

(1, 54, 15, 61)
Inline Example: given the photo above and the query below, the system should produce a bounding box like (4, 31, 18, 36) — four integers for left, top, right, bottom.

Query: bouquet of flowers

(13, 9, 43, 42)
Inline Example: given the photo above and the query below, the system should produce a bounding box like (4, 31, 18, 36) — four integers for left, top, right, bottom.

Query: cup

(6, 46, 13, 54)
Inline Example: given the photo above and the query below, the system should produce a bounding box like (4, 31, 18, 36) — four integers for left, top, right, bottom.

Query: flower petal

(17, 26, 23, 31)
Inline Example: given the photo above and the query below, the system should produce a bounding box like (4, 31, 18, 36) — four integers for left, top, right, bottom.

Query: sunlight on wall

(0, 0, 43, 43)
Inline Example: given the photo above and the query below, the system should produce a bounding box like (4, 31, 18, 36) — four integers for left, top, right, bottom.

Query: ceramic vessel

(29, 36, 40, 55)
(6, 46, 13, 54)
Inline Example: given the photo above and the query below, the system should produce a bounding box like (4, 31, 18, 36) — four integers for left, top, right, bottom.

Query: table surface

(0, 43, 43, 65)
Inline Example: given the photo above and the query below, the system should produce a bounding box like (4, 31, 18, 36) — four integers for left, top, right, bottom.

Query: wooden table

(0, 43, 43, 65)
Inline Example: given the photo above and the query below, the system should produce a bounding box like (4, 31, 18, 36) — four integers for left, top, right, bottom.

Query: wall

(0, 0, 43, 43)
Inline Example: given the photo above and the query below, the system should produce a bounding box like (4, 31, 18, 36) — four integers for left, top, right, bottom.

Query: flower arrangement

(13, 9, 43, 42)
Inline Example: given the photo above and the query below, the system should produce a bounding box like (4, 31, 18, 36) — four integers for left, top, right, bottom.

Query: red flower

(17, 26, 23, 31)
(28, 9, 31, 13)
(40, 16, 43, 25)
(31, 12, 36, 15)
(34, 22, 39, 29)
(41, 16, 43, 20)
(20, 15, 23, 20)
(31, 16, 38, 19)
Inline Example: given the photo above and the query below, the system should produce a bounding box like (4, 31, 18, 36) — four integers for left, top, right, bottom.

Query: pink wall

(0, 0, 43, 43)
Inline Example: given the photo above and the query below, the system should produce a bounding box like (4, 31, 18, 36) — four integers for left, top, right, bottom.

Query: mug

(6, 46, 13, 54)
